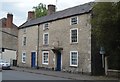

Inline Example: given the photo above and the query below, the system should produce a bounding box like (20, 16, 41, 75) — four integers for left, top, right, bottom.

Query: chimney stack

(47, 4, 56, 15)
(27, 11, 35, 21)
(6, 13, 13, 28)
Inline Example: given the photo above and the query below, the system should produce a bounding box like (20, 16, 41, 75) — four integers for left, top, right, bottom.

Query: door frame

(31, 51, 36, 68)
(56, 51, 62, 71)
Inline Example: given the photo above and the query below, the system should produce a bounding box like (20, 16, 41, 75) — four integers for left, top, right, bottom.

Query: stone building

(0, 13, 18, 64)
(18, 2, 94, 74)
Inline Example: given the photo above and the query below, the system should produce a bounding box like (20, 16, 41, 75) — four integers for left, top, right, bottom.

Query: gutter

(36, 24, 40, 69)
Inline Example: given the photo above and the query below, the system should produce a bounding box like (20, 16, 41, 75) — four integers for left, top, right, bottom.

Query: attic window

(43, 23, 49, 30)
(70, 16, 78, 25)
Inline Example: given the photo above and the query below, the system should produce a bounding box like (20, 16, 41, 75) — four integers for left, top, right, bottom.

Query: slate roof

(20, 2, 94, 28)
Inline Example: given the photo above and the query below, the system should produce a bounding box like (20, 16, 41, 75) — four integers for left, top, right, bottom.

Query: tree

(33, 3, 47, 18)
(91, 2, 120, 70)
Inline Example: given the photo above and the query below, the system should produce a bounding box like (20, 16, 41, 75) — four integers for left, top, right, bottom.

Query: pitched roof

(20, 2, 94, 28)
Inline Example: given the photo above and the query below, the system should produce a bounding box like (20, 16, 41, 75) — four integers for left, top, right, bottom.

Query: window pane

(22, 53, 26, 63)
(43, 23, 49, 30)
(43, 52, 48, 64)
(44, 34, 48, 45)
(71, 29, 77, 43)
(71, 17, 77, 25)
(23, 37, 26, 45)
(71, 51, 78, 66)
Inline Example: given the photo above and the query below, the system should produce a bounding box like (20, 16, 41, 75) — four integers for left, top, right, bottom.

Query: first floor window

(70, 51, 78, 66)
(42, 51, 49, 65)
(43, 33, 49, 45)
(22, 52, 26, 63)
(22, 36, 26, 46)
(70, 28, 78, 43)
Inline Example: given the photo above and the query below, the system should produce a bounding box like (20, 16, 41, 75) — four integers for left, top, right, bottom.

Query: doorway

(56, 51, 61, 71)
(31, 52, 36, 68)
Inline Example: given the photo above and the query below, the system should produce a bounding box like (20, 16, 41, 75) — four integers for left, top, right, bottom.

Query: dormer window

(70, 17, 78, 25)
(43, 23, 49, 30)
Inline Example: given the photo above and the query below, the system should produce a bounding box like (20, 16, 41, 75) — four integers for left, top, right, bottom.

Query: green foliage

(91, 2, 120, 54)
(33, 3, 47, 18)
(91, 2, 120, 70)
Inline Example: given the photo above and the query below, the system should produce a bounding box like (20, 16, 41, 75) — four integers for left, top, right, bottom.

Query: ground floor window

(42, 51, 49, 65)
(70, 51, 78, 67)
(22, 52, 26, 63)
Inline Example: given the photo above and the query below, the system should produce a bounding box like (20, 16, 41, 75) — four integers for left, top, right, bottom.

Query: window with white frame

(70, 17, 78, 25)
(42, 51, 49, 65)
(70, 51, 78, 66)
(70, 28, 78, 43)
(22, 52, 26, 63)
(43, 33, 49, 45)
(43, 23, 49, 30)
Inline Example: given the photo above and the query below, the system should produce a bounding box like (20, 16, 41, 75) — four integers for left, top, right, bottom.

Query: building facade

(0, 14, 18, 64)
(18, 2, 94, 74)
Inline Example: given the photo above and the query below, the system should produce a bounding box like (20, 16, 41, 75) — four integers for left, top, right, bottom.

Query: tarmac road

(2, 70, 71, 80)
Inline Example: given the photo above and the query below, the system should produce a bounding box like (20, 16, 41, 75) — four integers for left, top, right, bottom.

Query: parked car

(0, 60, 11, 70)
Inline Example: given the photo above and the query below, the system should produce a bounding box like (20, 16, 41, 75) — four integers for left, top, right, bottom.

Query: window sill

(70, 65, 78, 68)
(70, 42, 78, 45)
(42, 63, 49, 65)
(22, 62, 26, 64)
(70, 23, 78, 25)
(43, 28, 49, 31)
(43, 44, 49, 46)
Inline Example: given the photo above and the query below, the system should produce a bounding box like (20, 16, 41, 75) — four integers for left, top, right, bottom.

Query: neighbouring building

(18, 2, 112, 76)
(0, 13, 18, 65)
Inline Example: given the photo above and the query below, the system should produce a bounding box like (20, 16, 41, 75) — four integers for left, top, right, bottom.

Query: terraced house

(18, 2, 96, 74)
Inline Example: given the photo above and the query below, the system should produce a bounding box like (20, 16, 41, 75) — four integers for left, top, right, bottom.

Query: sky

(0, 0, 110, 27)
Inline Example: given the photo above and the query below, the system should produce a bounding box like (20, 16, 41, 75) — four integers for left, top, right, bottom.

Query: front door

(31, 52, 36, 68)
(56, 51, 61, 71)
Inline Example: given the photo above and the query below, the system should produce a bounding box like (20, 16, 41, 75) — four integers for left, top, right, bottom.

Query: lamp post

(99, 47, 105, 68)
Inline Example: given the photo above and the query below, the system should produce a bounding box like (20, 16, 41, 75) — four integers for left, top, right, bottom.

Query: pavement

(10, 66, 120, 80)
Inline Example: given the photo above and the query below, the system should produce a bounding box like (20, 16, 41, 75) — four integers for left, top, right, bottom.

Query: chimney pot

(47, 4, 56, 15)
(27, 11, 35, 21)
(6, 13, 13, 28)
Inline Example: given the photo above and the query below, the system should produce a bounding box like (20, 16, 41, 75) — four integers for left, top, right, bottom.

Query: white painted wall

(2, 49, 16, 64)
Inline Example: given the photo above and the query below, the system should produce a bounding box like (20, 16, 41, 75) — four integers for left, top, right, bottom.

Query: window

(22, 37, 26, 46)
(22, 52, 26, 63)
(23, 28, 27, 34)
(42, 51, 49, 65)
(70, 51, 78, 66)
(70, 28, 78, 43)
(43, 23, 49, 30)
(43, 33, 49, 45)
(70, 17, 78, 25)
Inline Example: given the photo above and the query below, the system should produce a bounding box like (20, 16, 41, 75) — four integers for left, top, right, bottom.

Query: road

(2, 70, 71, 80)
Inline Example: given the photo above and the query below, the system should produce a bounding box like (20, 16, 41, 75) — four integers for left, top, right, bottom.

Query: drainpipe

(37, 25, 40, 69)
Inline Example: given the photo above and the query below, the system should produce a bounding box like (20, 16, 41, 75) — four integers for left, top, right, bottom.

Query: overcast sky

(0, 0, 95, 26)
